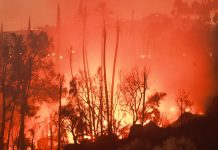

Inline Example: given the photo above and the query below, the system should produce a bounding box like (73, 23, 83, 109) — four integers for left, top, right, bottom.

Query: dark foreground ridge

(64, 98, 218, 150)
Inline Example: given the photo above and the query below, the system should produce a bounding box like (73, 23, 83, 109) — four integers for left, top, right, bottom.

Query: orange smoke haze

(1, 0, 216, 143)
(0, 0, 173, 31)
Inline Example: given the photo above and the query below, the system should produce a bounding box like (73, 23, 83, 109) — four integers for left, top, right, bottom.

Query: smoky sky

(0, 0, 174, 31)
(0, 0, 214, 120)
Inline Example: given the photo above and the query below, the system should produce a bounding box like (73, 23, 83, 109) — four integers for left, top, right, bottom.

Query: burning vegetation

(0, 0, 218, 149)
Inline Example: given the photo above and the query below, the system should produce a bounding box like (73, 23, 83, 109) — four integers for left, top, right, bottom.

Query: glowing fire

(143, 119, 151, 125)
(2, 0, 214, 148)
(170, 107, 176, 112)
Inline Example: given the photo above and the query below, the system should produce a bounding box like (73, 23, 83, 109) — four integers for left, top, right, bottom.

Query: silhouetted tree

(57, 78, 62, 150)
(120, 68, 145, 124)
(110, 20, 120, 132)
(0, 27, 11, 150)
(176, 89, 193, 118)
(61, 101, 87, 144)
(142, 92, 166, 124)
(79, 4, 94, 139)
(120, 67, 166, 125)
(0, 31, 61, 150)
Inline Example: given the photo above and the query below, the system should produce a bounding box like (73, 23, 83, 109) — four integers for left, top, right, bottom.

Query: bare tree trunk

(85, 43, 96, 137)
(102, 16, 111, 135)
(100, 78, 104, 135)
(58, 79, 62, 150)
(82, 44, 93, 138)
(142, 68, 147, 125)
(97, 67, 104, 136)
(80, 7, 93, 137)
(110, 20, 120, 132)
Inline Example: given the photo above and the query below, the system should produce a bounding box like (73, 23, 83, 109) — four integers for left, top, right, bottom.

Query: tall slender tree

(110, 19, 120, 131)
(58, 77, 63, 150)
(80, 5, 93, 137)
(141, 67, 148, 125)
(102, 13, 111, 134)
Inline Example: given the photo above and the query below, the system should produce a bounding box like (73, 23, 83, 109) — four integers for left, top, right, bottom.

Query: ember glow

(1, 0, 218, 149)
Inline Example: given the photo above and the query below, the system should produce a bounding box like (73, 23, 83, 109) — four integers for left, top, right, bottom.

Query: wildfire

(170, 107, 176, 112)
(143, 119, 151, 125)
(1, 0, 216, 149)
(185, 107, 190, 112)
